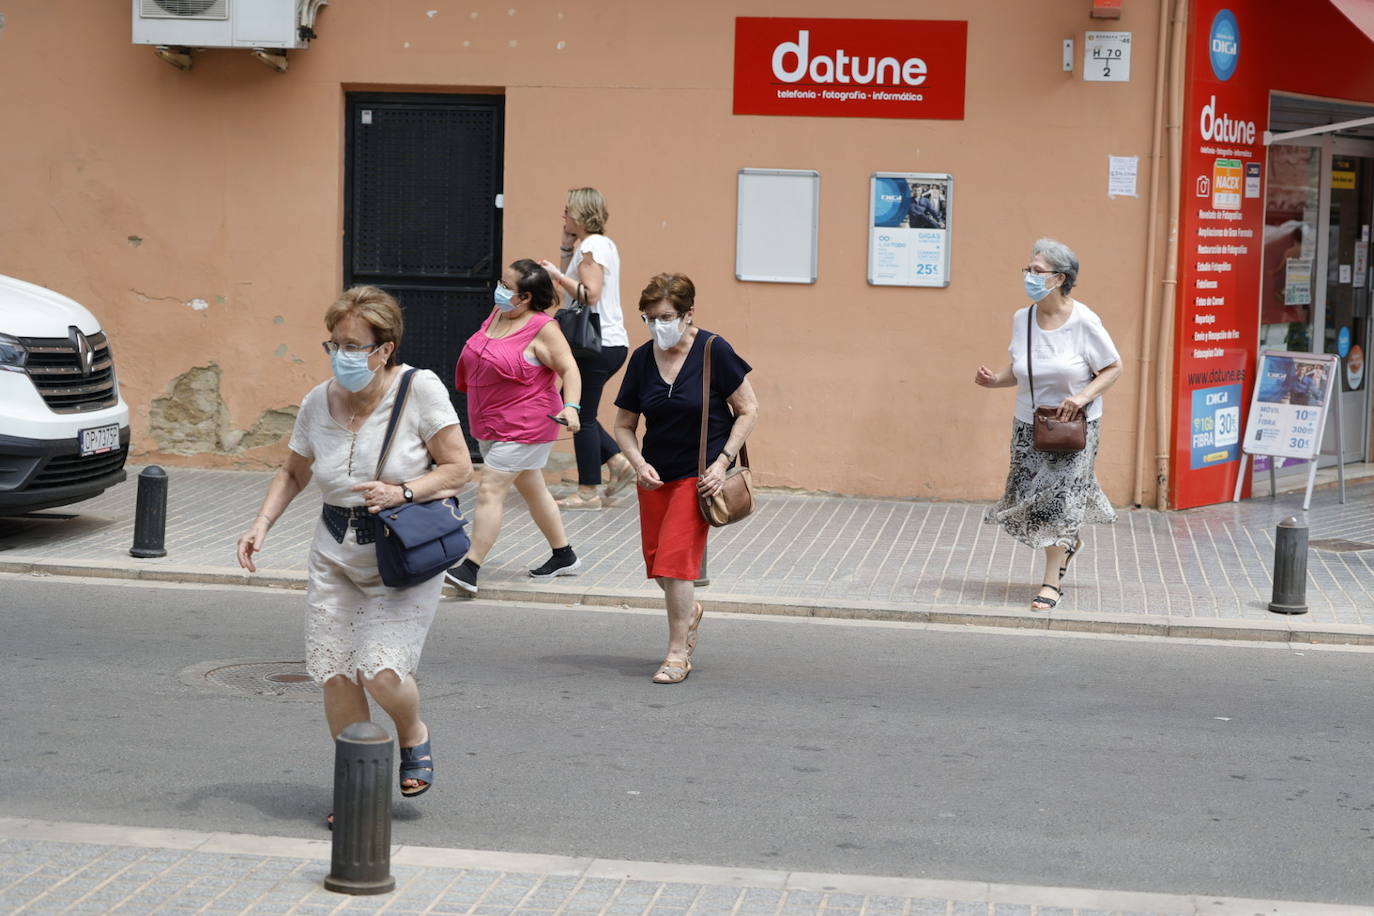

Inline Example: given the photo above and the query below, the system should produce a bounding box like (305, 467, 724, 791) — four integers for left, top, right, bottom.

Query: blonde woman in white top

(539, 187, 636, 509)
(976, 239, 1123, 612)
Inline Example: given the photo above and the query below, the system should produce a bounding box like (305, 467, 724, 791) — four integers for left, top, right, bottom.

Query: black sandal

(1031, 584, 1062, 610)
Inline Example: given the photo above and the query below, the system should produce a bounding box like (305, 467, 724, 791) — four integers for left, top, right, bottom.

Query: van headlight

(0, 334, 26, 372)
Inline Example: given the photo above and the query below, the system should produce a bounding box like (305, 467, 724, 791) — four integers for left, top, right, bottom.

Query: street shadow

(536, 653, 655, 678)
(176, 780, 426, 827)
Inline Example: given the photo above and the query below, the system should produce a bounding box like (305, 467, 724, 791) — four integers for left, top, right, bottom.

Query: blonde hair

(566, 187, 609, 235)
(324, 286, 404, 367)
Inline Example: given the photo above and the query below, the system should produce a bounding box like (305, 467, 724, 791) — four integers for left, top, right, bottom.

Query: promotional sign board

(733, 18, 967, 120)
(867, 173, 952, 287)
(1240, 351, 1338, 459)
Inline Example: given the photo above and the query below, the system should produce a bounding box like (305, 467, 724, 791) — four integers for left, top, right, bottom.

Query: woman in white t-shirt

(975, 238, 1123, 611)
(539, 187, 636, 509)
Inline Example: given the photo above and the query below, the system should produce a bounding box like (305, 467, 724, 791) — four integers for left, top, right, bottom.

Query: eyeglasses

(1022, 266, 1059, 277)
(321, 341, 381, 356)
(641, 314, 682, 326)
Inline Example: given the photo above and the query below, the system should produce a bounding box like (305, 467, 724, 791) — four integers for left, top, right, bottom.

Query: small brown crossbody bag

(697, 335, 756, 527)
(1027, 307, 1087, 453)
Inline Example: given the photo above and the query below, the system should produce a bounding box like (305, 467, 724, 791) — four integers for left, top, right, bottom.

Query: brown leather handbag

(697, 335, 756, 527)
(1027, 307, 1087, 453)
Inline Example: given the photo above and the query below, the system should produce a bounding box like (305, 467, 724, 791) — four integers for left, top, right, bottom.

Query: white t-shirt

(565, 233, 629, 348)
(1009, 300, 1120, 424)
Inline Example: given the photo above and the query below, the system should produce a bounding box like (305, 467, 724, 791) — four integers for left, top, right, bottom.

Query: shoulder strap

(697, 336, 749, 475)
(375, 368, 419, 481)
(1026, 307, 1036, 410)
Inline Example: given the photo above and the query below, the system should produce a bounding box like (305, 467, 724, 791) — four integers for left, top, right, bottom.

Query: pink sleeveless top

(455, 311, 562, 443)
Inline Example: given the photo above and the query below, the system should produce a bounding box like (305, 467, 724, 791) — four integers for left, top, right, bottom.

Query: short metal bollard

(1268, 516, 1309, 615)
(324, 722, 395, 896)
(129, 466, 168, 558)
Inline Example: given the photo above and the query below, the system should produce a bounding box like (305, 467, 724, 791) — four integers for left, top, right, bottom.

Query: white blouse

(1008, 301, 1120, 424)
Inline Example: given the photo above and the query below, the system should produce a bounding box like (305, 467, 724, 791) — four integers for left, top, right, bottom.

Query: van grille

(30, 446, 130, 490)
(20, 332, 119, 413)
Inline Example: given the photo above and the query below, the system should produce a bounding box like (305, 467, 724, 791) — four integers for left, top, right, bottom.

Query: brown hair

(566, 187, 609, 235)
(637, 273, 695, 317)
(324, 286, 403, 367)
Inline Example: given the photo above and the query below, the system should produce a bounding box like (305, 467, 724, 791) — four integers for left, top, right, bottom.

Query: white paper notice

(1108, 156, 1138, 198)
(1285, 258, 1312, 306)
(1084, 31, 1131, 81)
(1354, 243, 1368, 288)
(1340, 264, 1353, 284)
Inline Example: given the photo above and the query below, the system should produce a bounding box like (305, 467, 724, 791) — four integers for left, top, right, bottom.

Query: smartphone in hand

(547, 414, 569, 426)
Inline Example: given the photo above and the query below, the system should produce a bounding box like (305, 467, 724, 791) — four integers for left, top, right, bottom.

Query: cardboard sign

(733, 17, 967, 120)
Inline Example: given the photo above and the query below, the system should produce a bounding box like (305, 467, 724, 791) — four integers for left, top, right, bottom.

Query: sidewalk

(3, 467, 1374, 643)
(1, 818, 1364, 916)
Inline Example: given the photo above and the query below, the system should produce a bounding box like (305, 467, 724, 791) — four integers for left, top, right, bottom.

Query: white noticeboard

(1084, 31, 1131, 82)
(1234, 350, 1343, 510)
(867, 172, 953, 288)
(735, 169, 819, 284)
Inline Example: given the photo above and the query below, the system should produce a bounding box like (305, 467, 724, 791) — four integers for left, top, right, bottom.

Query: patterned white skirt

(303, 515, 445, 685)
(983, 418, 1117, 550)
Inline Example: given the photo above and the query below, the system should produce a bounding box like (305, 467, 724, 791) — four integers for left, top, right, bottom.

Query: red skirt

(636, 477, 708, 580)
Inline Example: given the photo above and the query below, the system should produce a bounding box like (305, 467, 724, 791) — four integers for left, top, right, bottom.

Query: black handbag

(372, 369, 471, 588)
(555, 282, 602, 360)
(1026, 307, 1087, 453)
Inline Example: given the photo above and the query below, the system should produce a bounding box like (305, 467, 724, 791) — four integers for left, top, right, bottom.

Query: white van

(0, 274, 131, 514)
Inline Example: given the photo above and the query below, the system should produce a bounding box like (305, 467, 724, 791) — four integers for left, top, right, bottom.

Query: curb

(6, 558, 1374, 646)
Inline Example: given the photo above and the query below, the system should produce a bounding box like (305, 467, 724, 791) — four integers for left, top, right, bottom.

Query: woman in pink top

(447, 259, 583, 594)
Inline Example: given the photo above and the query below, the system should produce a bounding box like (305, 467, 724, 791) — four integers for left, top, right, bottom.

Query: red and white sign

(733, 17, 967, 120)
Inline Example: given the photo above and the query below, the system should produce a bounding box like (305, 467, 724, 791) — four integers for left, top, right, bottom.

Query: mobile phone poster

(868, 172, 952, 287)
(1240, 351, 1339, 460)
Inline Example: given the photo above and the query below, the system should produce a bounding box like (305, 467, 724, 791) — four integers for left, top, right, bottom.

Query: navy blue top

(614, 330, 752, 483)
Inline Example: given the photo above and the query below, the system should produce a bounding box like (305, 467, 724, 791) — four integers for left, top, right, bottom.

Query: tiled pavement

(3, 467, 1374, 639)
(0, 820, 1362, 916)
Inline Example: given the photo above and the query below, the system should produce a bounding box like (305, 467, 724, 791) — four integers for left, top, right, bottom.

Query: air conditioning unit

(132, 0, 327, 51)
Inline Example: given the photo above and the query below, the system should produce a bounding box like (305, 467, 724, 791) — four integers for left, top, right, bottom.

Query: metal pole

(324, 721, 395, 896)
(129, 466, 168, 558)
(1268, 516, 1309, 615)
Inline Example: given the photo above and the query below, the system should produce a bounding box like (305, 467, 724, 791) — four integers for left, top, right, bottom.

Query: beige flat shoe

(604, 461, 637, 498)
(556, 494, 602, 510)
(685, 602, 704, 657)
(652, 658, 691, 684)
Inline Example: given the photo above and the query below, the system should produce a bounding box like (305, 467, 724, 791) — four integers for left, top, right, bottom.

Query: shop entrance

(1259, 98, 1374, 471)
(342, 92, 505, 452)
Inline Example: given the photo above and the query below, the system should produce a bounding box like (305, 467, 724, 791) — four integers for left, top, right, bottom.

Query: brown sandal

(685, 602, 704, 657)
(651, 658, 691, 684)
(556, 493, 602, 510)
(604, 461, 637, 497)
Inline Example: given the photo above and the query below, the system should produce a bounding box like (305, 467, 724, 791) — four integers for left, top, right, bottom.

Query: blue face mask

(331, 349, 376, 393)
(1023, 271, 1056, 302)
(494, 285, 516, 312)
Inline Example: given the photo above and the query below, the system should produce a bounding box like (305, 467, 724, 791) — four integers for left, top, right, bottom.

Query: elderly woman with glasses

(236, 286, 474, 824)
(975, 238, 1123, 612)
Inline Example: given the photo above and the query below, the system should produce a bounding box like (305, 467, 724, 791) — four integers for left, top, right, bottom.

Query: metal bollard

(324, 722, 395, 896)
(129, 466, 168, 558)
(1268, 516, 1309, 615)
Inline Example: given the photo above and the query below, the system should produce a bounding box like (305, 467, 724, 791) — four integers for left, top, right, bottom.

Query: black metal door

(343, 92, 504, 451)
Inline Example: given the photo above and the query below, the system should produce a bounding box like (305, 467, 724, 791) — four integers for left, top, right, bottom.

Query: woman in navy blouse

(612, 273, 758, 684)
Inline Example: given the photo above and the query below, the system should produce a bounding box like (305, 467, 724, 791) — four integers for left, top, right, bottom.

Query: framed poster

(867, 172, 952, 287)
(1240, 351, 1339, 459)
(735, 169, 820, 284)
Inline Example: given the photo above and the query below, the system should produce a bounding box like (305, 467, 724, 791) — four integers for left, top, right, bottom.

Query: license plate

(79, 424, 120, 457)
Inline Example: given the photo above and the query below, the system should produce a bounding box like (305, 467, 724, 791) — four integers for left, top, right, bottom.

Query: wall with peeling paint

(0, 1, 1166, 500)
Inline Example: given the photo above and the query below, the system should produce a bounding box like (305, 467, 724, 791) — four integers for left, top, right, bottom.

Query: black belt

(322, 504, 377, 544)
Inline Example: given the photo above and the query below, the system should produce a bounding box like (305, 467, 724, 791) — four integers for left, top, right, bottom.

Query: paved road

(4, 574, 1374, 907)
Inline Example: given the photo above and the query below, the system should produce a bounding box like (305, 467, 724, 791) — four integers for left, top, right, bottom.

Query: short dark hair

(510, 259, 558, 312)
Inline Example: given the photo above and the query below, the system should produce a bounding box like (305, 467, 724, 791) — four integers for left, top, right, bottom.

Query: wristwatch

(402, 485, 414, 503)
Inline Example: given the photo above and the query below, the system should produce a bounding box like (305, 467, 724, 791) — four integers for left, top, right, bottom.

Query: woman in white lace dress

(236, 287, 472, 820)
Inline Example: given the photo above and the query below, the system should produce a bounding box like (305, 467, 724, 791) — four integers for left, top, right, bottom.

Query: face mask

(331, 349, 376, 393)
(1023, 271, 1056, 302)
(649, 316, 686, 350)
(494, 285, 516, 312)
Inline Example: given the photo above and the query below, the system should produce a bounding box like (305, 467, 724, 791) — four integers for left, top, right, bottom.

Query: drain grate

(1310, 538, 1374, 552)
(179, 659, 320, 701)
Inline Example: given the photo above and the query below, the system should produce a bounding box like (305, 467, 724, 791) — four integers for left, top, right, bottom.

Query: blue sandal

(399, 737, 433, 797)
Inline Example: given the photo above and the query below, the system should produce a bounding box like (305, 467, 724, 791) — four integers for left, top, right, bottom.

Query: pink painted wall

(0, 1, 1166, 500)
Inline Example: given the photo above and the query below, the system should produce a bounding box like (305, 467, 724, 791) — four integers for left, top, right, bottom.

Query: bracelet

(720, 450, 736, 463)
(564, 402, 581, 411)
(560, 247, 573, 253)
(256, 514, 273, 523)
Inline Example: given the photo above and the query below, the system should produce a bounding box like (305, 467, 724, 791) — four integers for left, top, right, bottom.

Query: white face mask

(648, 316, 686, 350)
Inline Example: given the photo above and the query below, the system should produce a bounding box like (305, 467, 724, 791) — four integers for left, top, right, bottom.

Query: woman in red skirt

(612, 273, 758, 684)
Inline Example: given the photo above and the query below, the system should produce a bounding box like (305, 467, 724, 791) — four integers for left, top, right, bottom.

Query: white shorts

(478, 439, 555, 473)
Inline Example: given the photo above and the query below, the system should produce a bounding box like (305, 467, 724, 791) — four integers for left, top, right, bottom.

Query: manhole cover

(1310, 538, 1374, 552)
(179, 659, 320, 701)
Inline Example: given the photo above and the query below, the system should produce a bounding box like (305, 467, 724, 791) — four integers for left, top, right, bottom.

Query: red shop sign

(733, 17, 967, 120)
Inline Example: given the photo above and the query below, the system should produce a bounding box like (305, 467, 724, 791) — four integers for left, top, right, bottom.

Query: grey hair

(1031, 237, 1079, 294)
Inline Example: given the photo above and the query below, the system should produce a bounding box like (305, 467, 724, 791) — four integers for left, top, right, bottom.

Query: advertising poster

(1240, 352, 1338, 459)
(868, 173, 952, 287)
(1168, 1, 1266, 507)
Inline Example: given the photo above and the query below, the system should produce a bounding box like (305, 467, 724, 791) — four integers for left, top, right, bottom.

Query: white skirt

(303, 515, 445, 685)
(478, 439, 554, 473)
